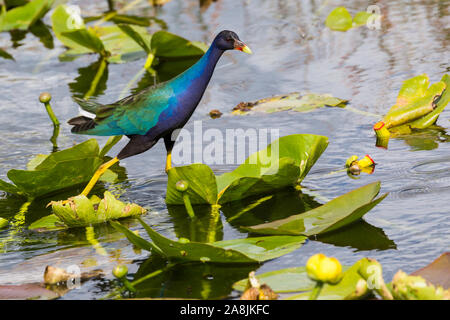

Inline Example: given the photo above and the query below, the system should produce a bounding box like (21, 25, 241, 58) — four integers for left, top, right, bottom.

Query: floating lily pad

(0, 0, 53, 32)
(410, 74, 450, 129)
(0, 139, 119, 199)
(166, 134, 328, 205)
(325, 7, 381, 32)
(287, 260, 370, 300)
(233, 267, 316, 293)
(325, 7, 353, 31)
(243, 182, 387, 236)
(232, 92, 347, 115)
(111, 218, 306, 264)
(382, 74, 449, 130)
(233, 259, 371, 300)
(353, 11, 373, 27)
(28, 213, 66, 232)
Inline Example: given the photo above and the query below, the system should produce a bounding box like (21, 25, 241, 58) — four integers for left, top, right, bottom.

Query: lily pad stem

(39, 93, 60, 150)
(207, 204, 221, 243)
(308, 281, 324, 300)
(182, 193, 195, 219)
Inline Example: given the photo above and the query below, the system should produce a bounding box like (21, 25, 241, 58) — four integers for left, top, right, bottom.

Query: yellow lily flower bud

(357, 155, 375, 168)
(373, 121, 390, 139)
(306, 253, 343, 284)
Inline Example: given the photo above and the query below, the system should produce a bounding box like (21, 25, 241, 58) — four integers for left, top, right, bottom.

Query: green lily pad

(50, 4, 90, 54)
(0, 0, 53, 32)
(61, 28, 106, 55)
(287, 260, 371, 300)
(0, 139, 119, 199)
(90, 24, 150, 63)
(244, 182, 387, 236)
(51, 4, 150, 63)
(325, 7, 353, 31)
(410, 74, 450, 129)
(233, 267, 316, 293)
(383, 74, 449, 130)
(221, 188, 395, 251)
(166, 164, 217, 205)
(232, 92, 348, 115)
(166, 134, 328, 205)
(28, 214, 67, 231)
(84, 13, 166, 28)
(118, 24, 151, 54)
(353, 11, 372, 26)
(218, 134, 328, 201)
(151, 30, 205, 59)
(325, 7, 381, 32)
(51, 5, 204, 64)
(233, 261, 372, 300)
(111, 218, 306, 264)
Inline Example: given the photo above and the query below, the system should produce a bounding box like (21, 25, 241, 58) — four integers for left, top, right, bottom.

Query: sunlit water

(0, 0, 449, 299)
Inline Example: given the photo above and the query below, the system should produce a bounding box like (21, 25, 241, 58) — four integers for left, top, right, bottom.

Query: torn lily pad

(51, 191, 146, 228)
(232, 92, 347, 115)
(30, 192, 146, 231)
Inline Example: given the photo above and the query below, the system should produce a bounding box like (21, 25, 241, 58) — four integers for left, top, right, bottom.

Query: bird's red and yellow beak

(234, 40, 252, 54)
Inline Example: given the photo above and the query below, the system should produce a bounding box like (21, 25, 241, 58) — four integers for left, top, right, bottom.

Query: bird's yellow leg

(165, 151, 172, 173)
(48, 157, 120, 207)
(81, 157, 119, 197)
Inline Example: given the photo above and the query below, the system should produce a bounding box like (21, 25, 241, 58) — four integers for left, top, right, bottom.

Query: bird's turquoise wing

(78, 83, 175, 136)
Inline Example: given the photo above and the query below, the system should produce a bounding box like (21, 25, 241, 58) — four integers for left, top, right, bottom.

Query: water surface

(0, 0, 449, 299)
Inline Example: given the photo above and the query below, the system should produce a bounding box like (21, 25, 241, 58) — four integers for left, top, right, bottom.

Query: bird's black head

(213, 30, 252, 54)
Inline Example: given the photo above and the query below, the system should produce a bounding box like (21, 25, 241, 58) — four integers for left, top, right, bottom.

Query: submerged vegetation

(0, 0, 449, 301)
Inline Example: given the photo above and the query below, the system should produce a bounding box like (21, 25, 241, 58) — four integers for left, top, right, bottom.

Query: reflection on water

(221, 188, 321, 229)
(394, 125, 450, 151)
(69, 59, 109, 99)
(0, 0, 449, 299)
(168, 204, 224, 242)
(133, 254, 254, 299)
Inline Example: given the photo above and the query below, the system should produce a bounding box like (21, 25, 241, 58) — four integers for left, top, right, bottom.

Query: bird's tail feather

(73, 97, 103, 114)
(68, 116, 96, 133)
